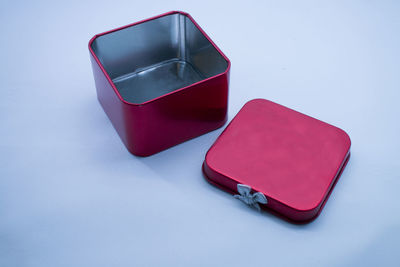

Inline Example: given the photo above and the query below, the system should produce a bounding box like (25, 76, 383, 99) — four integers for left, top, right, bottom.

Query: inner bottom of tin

(112, 59, 205, 104)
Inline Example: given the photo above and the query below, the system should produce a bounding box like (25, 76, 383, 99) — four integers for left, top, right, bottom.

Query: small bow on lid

(234, 184, 268, 211)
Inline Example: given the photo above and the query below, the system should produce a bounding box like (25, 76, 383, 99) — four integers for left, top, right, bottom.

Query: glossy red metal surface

(203, 99, 351, 223)
(88, 11, 230, 156)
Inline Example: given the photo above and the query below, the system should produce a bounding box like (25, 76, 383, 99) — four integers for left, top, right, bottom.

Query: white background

(1, 0, 399, 266)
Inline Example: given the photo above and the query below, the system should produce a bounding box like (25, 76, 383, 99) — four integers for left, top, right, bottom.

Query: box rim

(88, 10, 231, 106)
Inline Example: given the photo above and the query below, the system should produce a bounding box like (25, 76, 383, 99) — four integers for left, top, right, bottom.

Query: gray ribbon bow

(234, 184, 268, 211)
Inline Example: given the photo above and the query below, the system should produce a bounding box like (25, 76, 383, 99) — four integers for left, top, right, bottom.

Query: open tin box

(203, 99, 351, 223)
(89, 11, 230, 156)
(89, 11, 351, 223)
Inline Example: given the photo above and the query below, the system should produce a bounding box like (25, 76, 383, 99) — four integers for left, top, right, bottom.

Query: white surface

(1, 1, 399, 266)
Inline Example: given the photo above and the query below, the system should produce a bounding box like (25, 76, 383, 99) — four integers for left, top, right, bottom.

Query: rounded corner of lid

(331, 125, 351, 152)
(295, 202, 322, 214)
(203, 153, 214, 171)
(287, 205, 322, 223)
(282, 194, 326, 217)
(202, 159, 214, 180)
(339, 128, 351, 148)
(203, 151, 221, 177)
(201, 160, 209, 174)
(242, 98, 270, 110)
(247, 98, 266, 105)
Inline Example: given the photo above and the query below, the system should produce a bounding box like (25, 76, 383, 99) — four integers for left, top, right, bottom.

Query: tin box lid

(203, 99, 351, 222)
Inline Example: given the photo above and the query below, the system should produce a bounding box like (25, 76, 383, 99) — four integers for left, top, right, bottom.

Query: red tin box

(89, 11, 230, 156)
(203, 99, 351, 223)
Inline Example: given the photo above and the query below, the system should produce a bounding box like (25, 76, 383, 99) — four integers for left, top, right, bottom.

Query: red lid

(203, 99, 351, 223)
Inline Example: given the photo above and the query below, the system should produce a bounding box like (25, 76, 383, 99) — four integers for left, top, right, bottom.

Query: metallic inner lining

(91, 13, 228, 104)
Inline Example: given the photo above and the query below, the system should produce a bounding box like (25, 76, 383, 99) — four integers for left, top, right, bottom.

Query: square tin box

(89, 11, 230, 156)
(203, 99, 351, 223)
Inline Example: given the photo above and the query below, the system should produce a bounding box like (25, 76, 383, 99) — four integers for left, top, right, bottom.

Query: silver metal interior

(91, 13, 228, 104)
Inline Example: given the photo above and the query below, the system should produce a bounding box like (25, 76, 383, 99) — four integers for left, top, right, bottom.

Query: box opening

(90, 13, 228, 104)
